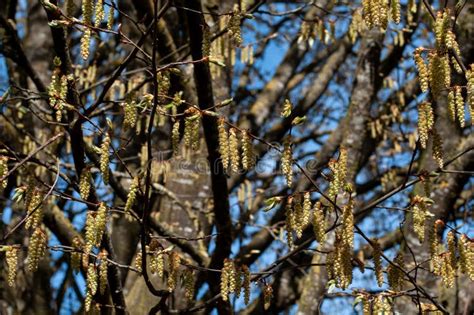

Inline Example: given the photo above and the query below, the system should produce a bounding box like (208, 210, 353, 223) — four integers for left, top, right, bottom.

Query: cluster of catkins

(80, 0, 114, 60)
(48, 58, 69, 122)
(411, 195, 431, 243)
(285, 192, 311, 246)
(83, 251, 108, 311)
(359, 294, 393, 315)
(83, 203, 108, 267)
(220, 259, 251, 305)
(327, 199, 354, 289)
(217, 118, 256, 173)
(430, 223, 474, 288)
(362, 0, 401, 29)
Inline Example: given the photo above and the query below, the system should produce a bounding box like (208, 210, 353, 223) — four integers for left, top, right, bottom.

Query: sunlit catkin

(0, 156, 7, 189)
(27, 227, 48, 272)
(458, 234, 474, 280)
(454, 86, 465, 128)
(99, 251, 108, 294)
(125, 177, 139, 221)
(432, 128, 444, 168)
(107, 5, 114, 30)
(100, 133, 110, 184)
(372, 239, 384, 287)
(418, 102, 434, 149)
(441, 253, 455, 288)
(123, 100, 138, 130)
(434, 10, 450, 53)
(83, 212, 96, 267)
(242, 130, 255, 170)
(5, 246, 19, 286)
(95, 202, 107, 246)
(71, 236, 82, 271)
(94, 0, 104, 27)
(281, 137, 293, 187)
(390, 0, 400, 24)
(184, 110, 200, 151)
(414, 48, 429, 92)
(373, 295, 392, 314)
(25, 189, 43, 230)
(229, 128, 240, 173)
(150, 252, 165, 277)
(134, 251, 142, 272)
(87, 263, 98, 296)
(467, 65, 474, 124)
(447, 231, 457, 270)
(79, 167, 92, 200)
(342, 198, 354, 248)
(302, 192, 311, 229)
(81, 29, 91, 60)
(428, 53, 449, 97)
(285, 197, 295, 247)
(448, 89, 456, 121)
(218, 118, 230, 170)
(312, 201, 326, 243)
(412, 195, 429, 242)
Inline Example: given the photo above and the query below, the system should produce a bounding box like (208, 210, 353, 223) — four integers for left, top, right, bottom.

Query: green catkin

(79, 167, 92, 200)
(27, 227, 48, 272)
(312, 201, 326, 243)
(172, 120, 180, 156)
(184, 111, 200, 150)
(218, 118, 230, 170)
(6, 246, 19, 287)
(229, 128, 240, 173)
(124, 177, 139, 220)
(418, 102, 434, 149)
(372, 239, 384, 287)
(82, 0, 94, 25)
(99, 251, 108, 295)
(414, 48, 429, 92)
(95, 202, 107, 246)
(100, 133, 110, 184)
(107, 5, 114, 30)
(65, 0, 75, 16)
(455, 86, 465, 128)
(281, 137, 293, 187)
(242, 130, 255, 170)
(0, 156, 7, 189)
(202, 24, 211, 57)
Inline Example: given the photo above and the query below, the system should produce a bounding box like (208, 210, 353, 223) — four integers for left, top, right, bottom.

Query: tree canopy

(0, 0, 473, 314)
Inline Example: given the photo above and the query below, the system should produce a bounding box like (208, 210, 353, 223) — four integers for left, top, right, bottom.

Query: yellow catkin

(448, 89, 456, 121)
(281, 137, 293, 187)
(429, 53, 449, 97)
(432, 128, 444, 168)
(94, 0, 104, 27)
(71, 236, 82, 271)
(229, 128, 240, 173)
(83, 212, 96, 267)
(362, 295, 371, 314)
(123, 100, 138, 130)
(429, 221, 441, 273)
(387, 251, 404, 290)
(81, 29, 91, 60)
(447, 231, 457, 270)
(467, 65, 474, 124)
(302, 192, 311, 230)
(218, 118, 230, 170)
(412, 195, 428, 242)
(293, 195, 304, 238)
(27, 227, 48, 272)
(25, 189, 43, 230)
(95, 202, 107, 246)
(6, 246, 19, 287)
(414, 48, 429, 92)
(328, 148, 348, 200)
(447, 31, 463, 73)
(263, 284, 273, 310)
(285, 197, 295, 247)
(107, 5, 114, 30)
(184, 110, 200, 151)
(418, 102, 434, 149)
(84, 289, 93, 312)
(434, 10, 450, 53)
(390, 0, 401, 24)
(82, 0, 94, 24)
(312, 201, 326, 243)
(242, 264, 251, 305)
(79, 167, 92, 200)
(342, 198, 354, 248)
(454, 86, 465, 128)
(99, 251, 108, 295)
(134, 251, 142, 272)
(332, 233, 352, 289)
(441, 253, 455, 288)
(372, 239, 384, 287)
(373, 295, 392, 314)
(458, 234, 474, 280)
(172, 120, 180, 156)
(0, 156, 7, 189)
(221, 259, 230, 301)
(100, 133, 110, 184)
(183, 269, 195, 300)
(168, 252, 180, 292)
(242, 130, 255, 170)
(124, 177, 139, 221)
(87, 263, 98, 299)
(234, 265, 242, 298)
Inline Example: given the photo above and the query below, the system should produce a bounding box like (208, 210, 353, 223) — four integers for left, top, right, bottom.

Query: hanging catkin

(100, 133, 110, 184)
(281, 137, 293, 187)
(242, 130, 255, 170)
(229, 128, 240, 173)
(218, 118, 230, 170)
